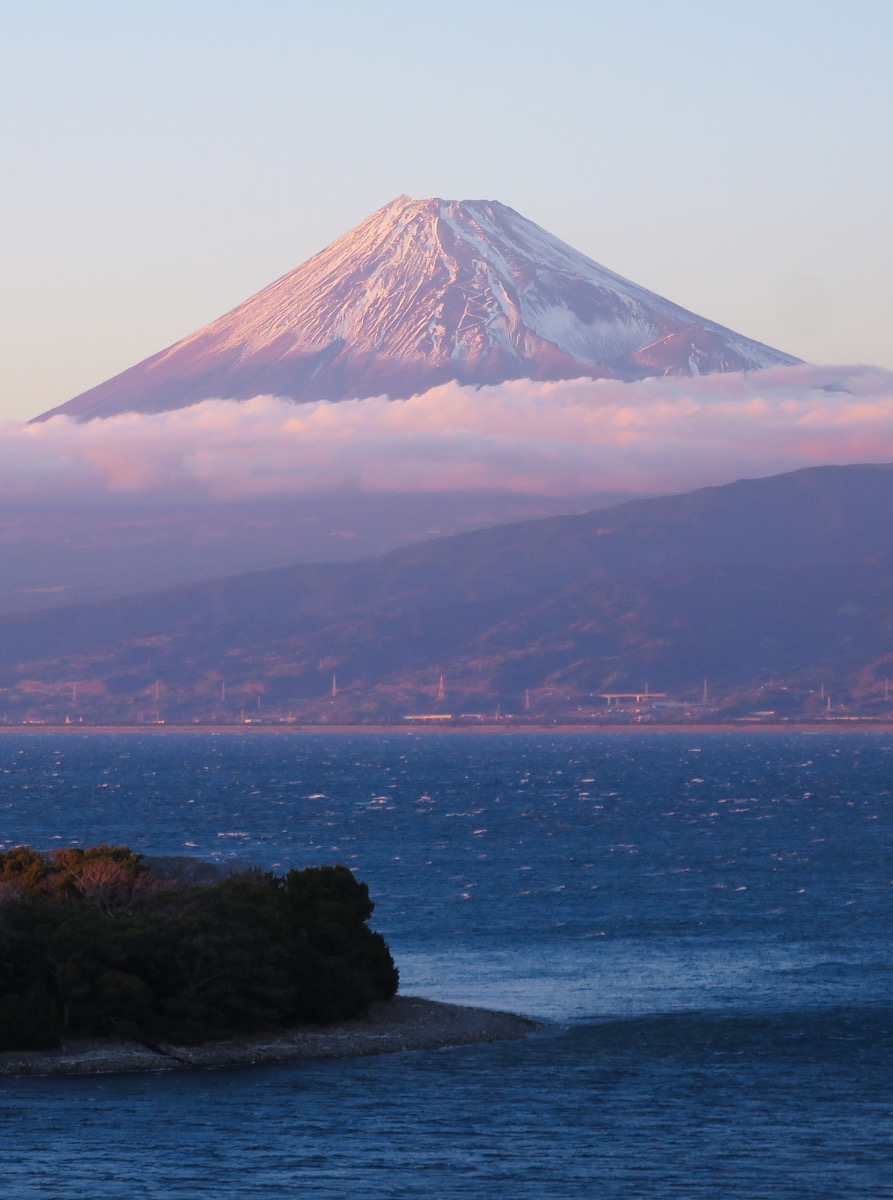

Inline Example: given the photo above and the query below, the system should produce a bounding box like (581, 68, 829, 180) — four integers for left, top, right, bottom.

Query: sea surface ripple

(1, 732, 891, 1197)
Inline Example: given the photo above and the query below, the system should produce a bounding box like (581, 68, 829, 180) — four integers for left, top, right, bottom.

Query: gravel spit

(0, 996, 540, 1076)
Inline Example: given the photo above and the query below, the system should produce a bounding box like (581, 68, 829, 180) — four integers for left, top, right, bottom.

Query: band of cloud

(7, 363, 892, 502)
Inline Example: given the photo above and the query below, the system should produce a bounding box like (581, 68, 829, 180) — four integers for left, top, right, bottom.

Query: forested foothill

(0, 845, 398, 1052)
(2, 464, 893, 724)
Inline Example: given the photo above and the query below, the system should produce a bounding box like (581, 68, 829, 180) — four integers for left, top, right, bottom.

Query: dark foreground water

(1, 731, 892, 1197)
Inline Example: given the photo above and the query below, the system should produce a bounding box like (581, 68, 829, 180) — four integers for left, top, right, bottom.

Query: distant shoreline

(0, 722, 891, 735)
(0, 996, 539, 1077)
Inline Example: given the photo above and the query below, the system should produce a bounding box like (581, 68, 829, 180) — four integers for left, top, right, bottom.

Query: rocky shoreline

(0, 996, 540, 1077)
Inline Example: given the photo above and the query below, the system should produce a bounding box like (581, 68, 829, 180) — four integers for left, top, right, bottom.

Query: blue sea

(1, 731, 892, 1198)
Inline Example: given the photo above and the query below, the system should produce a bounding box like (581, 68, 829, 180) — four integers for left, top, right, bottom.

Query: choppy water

(1, 732, 892, 1197)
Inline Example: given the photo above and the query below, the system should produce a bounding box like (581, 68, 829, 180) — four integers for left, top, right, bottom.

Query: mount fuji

(37, 196, 799, 421)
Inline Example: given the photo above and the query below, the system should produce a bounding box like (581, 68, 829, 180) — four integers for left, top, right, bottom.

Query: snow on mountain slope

(37, 196, 800, 421)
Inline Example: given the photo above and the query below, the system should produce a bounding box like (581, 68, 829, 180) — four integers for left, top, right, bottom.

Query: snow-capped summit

(38, 196, 800, 421)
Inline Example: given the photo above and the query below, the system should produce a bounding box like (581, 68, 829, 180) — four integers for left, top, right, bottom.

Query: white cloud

(6, 363, 893, 503)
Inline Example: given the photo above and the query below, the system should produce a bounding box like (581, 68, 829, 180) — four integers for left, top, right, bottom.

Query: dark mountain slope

(1, 464, 892, 717)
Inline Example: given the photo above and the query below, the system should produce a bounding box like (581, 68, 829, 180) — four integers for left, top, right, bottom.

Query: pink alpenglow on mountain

(38, 196, 800, 422)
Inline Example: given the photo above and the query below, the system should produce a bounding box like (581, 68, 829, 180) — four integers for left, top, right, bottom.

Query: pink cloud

(6, 363, 893, 502)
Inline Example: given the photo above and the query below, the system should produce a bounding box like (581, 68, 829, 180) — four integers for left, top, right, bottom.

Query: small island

(0, 845, 535, 1075)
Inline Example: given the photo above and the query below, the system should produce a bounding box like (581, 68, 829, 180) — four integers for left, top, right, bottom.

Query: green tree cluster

(0, 846, 398, 1051)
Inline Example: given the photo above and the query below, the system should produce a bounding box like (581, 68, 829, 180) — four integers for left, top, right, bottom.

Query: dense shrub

(0, 846, 398, 1051)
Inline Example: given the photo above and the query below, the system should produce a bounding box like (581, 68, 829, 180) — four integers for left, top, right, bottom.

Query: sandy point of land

(0, 996, 540, 1077)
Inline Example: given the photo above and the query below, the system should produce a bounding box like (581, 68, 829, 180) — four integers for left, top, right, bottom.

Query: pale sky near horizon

(1, 0, 891, 421)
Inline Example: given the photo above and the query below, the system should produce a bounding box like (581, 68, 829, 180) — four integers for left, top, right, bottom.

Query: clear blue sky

(1, 0, 891, 420)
